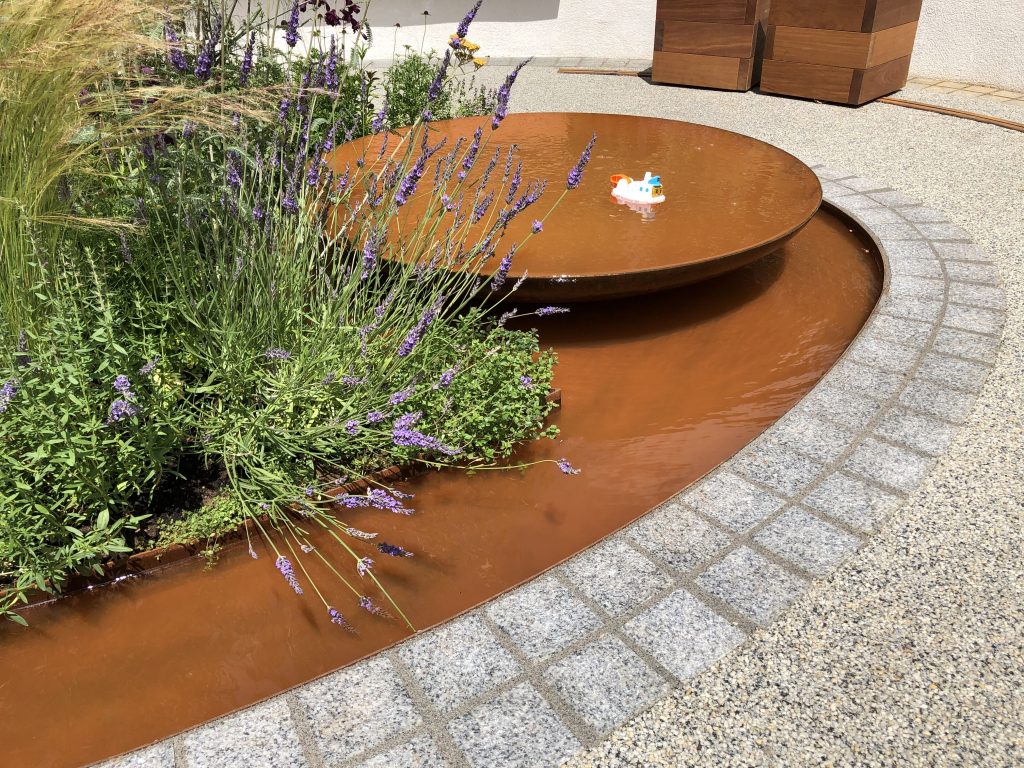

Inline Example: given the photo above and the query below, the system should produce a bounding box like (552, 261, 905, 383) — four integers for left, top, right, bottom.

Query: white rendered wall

(351, 0, 1023, 91)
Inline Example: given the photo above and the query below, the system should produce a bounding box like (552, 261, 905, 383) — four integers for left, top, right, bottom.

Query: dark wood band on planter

(652, 0, 770, 91)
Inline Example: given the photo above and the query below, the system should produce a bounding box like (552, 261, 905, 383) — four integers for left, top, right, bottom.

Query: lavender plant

(0, 0, 595, 626)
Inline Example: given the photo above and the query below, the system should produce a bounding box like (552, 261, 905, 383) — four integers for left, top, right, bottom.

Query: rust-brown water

(0, 210, 881, 768)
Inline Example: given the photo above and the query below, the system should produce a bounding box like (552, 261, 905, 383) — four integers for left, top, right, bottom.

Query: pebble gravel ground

(471, 66, 1024, 767)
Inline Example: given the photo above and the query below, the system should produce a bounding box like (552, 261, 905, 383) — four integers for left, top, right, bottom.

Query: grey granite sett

(914, 222, 971, 240)
(854, 207, 906, 227)
(861, 314, 933, 349)
(800, 381, 884, 431)
(932, 327, 1001, 363)
(624, 590, 745, 680)
(754, 508, 861, 577)
(486, 575, 602, 661)
(769, 410, 856, 463)
(812, 166, 853, 181)
(843, 438, 935, 493)
(397, 614, 521, 713)
(917, 353, 991, 393)
(899, 206, 948, 224)
(943, 260, 1001, 284)
(182, 698, 308, 768)
(947, 281, 1007, 310)
(829, 359, 904, 402)
(943, 304, 1005, 335)
(697, 547, 808, 624)
(820, 181, 851, 198)
(880, 295, 944, 323)
(804, 471, 903, 533)
(731, 439, 826, 496)
(626, 501, 733, 572)
(828, 194, 882, 212)
(99, 743, 174, 768)
(355, 734, 446, 768)
(848, 335, 922, 373)
(868, 189, 922, 207)
(294, 656, 421, 764)
(881, 239, 935, 262)
(898, 375, 978, 423)
(544, 635, 669, 734)
(888, 256, 944, 279)
(559, 537, 673, 617)
(875, 407, 959, 457)
(838, 176, 889, 193)
(870, 222, 922, 240)
(932, 241, 990, 261)
(447, 683, 580, 768)
(888, 274, 945, 301)
(682, 471, 786, 532)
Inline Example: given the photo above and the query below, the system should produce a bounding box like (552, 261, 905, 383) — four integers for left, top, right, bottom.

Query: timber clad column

(652, 0, 772, 92)
(760, 0, 923, 105)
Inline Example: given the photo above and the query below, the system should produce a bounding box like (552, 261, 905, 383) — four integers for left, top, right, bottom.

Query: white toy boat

(610, 172, 666, 204)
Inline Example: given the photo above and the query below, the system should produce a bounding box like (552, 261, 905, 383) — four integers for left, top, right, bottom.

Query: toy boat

(610, 172, 666, 204)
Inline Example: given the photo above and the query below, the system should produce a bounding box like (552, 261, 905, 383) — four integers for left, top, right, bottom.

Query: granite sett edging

(98, 168, 1007, 768)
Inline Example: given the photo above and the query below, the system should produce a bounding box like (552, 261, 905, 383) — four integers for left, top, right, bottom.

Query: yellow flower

(472, 57, 488, 69)
(461, 39, 481, 52)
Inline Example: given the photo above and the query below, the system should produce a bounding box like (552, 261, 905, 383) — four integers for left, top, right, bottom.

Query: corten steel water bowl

(326, 113, 823, 302)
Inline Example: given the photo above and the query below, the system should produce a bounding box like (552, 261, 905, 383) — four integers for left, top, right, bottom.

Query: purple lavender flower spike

(473, 191, 495, 223)
(226, 151, 242, 190)
(265, 347, 291, 360)
(366, 410, 386, 423)
(395, 155, 426, 207)
(113, 374, 132, 394)
(361, 227, 384, 279)
(345, 419, 361, 435)
(532, 219, 543, 233)
(240, 31, 256, 86)
(0, 379, 18, 414)
(536, 306, 570, 316)
(248, 546, 258, 559)
(345, 527, 377, 540)
(520, 375, 533, 389)
(195, 16, 221, 82)
(278, 96, 291, 124)
(557, 458, 581, 475)
(463, 127, 483, 173)
(164, 21, 188, 72)
(491, 244, 516, 291)
(371, 99, 388, 134)
(359, 596, 386, 616)
(492, 60, 529, 130)
(481, 149, 500, 186)
(377, 542, 414, 557)
(119, 232, 132, 264)
(285, 0, 301, 48)
(428, 49, 452, 102)
(505, 161, 522, 204)
(436, 367, 457, 389)
(398, 294, 444, 356)
(341, 374, 365, 386)
(327, 606, 352, 628)
(567, 133, 597, 190)
(107, 398, 141, 425)
(356, 557, 374, 577)
(457, 1, 482, 38)
(325, 36, 340, 94)
(275, 555, 304, 594)
(139, 356, 160, 376)
(389, 386, 415, 405)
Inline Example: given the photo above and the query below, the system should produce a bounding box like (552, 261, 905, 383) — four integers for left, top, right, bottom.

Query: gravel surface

(473, 67, 1024, 767)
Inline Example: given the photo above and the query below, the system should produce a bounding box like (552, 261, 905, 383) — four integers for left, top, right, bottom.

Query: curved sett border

(100, 169, 1006, 768)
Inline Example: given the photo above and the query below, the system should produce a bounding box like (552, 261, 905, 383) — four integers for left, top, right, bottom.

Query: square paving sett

(182, 699, 308, 768)
(397, 614, 521, 713)
(697, 547, 808, 624)
(544, 635, 669, 734)
(559, 537, 673, 617)
(355, 735, 447, 768)
(682, 472, 785, 532)
(294, 656, 421, 764)
(626, 501, 733, 572)
(844, 438, 936, 494)
(730, 439, 825, 497)
(624, 590, 745, 681)
(447, 683, 580, 768)
(486, 575, 602, 661)
(803, 472, 903, 533)
(754, 508, 861, 577)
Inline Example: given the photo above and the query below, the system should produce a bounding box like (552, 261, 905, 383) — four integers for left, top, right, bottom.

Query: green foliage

(152, 495, 245, 564)
(0, 0, 567, 628)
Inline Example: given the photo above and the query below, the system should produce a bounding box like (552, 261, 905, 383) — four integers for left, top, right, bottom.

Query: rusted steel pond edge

(96, 170, 1006, 768)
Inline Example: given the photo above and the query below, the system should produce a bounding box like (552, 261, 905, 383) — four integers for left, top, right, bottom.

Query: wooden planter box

(652, 0, 771, 91)
(760, 0, 921, 105)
